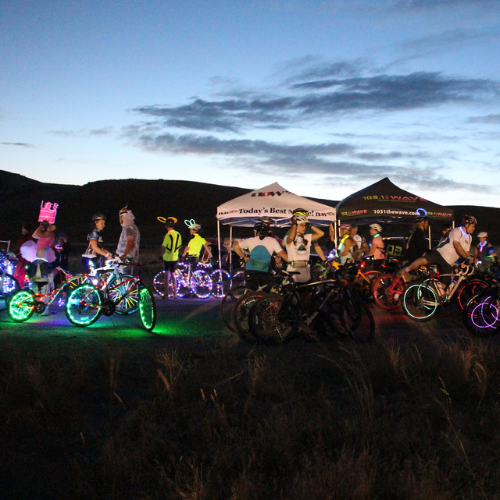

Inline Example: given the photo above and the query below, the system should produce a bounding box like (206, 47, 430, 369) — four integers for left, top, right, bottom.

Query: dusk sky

(2, 0, 500, 207)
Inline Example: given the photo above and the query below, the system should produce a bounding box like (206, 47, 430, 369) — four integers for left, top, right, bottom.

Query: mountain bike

(247, 275, 375, 345)
(8, 268, 88, 322)
(402, 263, 474, 322)
(65, 259, 156, 331)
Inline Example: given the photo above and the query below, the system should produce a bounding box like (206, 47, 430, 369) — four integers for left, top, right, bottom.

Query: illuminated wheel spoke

(8, 289, 35, 322)
(65, 283, 102, 327)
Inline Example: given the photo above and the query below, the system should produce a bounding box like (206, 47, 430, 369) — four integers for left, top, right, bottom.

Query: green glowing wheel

(65, 283, 102, 327)
(139, 286, 156, 332)
(8, 289, 36, 322)
(109, 275, 140, 315)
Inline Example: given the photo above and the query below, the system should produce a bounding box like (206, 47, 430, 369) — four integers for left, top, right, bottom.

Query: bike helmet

(292, 208, 309, 217)
(92, 213, 106, 221)
(462, 215, 477, 225)
(191, 224, 202, 232)
(370, 223, 382, 233)
(259, 216, 274, 225)
(119, 206, 131, 216)
(294, 214, 309, 224)
(254, 220, 271, 233)
(415, 215, 429, 223)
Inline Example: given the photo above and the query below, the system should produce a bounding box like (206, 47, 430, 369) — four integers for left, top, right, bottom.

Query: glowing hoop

(157, 216, 178, 224)
(416, 208, 428, 217)
(184, 219, 196, 228)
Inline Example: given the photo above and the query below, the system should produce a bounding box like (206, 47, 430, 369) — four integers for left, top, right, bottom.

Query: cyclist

(337, 223, 357, 264)
(398, 215, 477, 285)
(367, 223, 385, 270)
(473, 231, 494, 264)
(116, 206, 140, 273)
(182, 222, 212, 262)
(161, 217, 182, 299)
(285, 208, 326, 282)
(82, 214, 112, 274)
(402, 215, 430, 264)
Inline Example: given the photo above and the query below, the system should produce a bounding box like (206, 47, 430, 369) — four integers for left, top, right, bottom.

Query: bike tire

(343, 296, 376, 343)
(372, 274, 403, 310)
(210, 268, 231, 298)
(402, 282, 438, 322)
(231, 291, 269, 343)
(110, 275, 140, 315)
(65, 283, 103, 327)
(462, 290, 500, 337)
(456, 279, 489, 311)
(192, 269, 213, 299)
(139, 286, 156, 332)
(313, 293, 353, 341)
(8, 289, 36, 322)
(354, 270, 380, 301)
(220, 286, 255, 332)
(248, 295, 299, 345)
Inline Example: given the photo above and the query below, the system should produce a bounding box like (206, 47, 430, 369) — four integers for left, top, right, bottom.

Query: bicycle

(247, 272, 375, 345)
(402, 263, 475, 322)
(153, 257, 213, 299)
(8, 268, 88, 322)
(65, 259, 156, 331)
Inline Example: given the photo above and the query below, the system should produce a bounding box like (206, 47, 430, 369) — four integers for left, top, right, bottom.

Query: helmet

(119, 206, 131, 216)
(292, 208, 309, 217)
(462, 215, 477, 225)
(416, 215, 429, 223)
(486, 246, 497, 257)
(191, 224, 202, 232)
(259, 216, 274, 226)
(370, 223, 382, 233)
(254, 220, 271, 233)
(92, 213, 106, 221)
(294, 214, 309, 224)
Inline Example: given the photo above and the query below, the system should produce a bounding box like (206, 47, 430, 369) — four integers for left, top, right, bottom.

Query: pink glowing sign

(38, 201, 59, 224)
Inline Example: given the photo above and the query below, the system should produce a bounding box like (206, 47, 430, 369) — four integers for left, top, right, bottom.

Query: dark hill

(1, 170, 498, 247)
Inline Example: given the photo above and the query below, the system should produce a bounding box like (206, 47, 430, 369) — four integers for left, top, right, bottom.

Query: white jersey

(286, 233, 313, 282)
(436, 226, 472, 265)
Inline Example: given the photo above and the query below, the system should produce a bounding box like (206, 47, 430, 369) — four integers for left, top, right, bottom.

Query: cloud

(392, 0, 497, 10)
(468, 114, 500, 124)
(49, 127, 113, 137)
(132, 72, 498, 134)
(2, 142, 34, 147)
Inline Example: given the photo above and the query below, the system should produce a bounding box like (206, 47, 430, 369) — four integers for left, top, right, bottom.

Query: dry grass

(2, 332, 500, 499)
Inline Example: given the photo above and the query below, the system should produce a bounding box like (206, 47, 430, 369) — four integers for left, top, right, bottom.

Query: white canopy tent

(216, 182, 336, 267)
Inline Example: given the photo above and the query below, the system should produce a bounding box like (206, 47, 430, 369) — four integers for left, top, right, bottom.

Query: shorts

(163, 260, 178, 272)
(423, 251, 453, 284)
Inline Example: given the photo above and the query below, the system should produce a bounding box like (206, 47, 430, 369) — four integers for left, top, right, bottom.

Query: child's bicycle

(65, 259, 156, 331)
(8, 268, 88, 322)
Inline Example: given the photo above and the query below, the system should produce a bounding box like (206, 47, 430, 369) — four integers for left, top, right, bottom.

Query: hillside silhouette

(1, 170, 498, 247)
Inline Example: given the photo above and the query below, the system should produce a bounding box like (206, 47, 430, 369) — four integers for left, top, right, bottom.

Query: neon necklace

(479, 241, 488, 248)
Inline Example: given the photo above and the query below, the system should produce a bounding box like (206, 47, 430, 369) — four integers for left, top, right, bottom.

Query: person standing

(337, 224, 357, 264)
(161, 218, 182, 299)
(367, 223, 385, 270)
(402, 216, 430, 264)
(285, 209, 325, 282)
(116, 206, 140, 273)
(14, 222, 34, 288)
(474, 231, 494, 263)
(183, 223, 212, 262)
(82, 214, 112, 274)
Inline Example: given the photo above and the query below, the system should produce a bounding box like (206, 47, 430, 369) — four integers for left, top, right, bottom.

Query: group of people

(231, 208, 390, 284)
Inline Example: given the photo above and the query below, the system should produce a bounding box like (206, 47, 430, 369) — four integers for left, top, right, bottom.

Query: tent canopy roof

(217, 182, 336, 227)
(335, 177, 454, 223)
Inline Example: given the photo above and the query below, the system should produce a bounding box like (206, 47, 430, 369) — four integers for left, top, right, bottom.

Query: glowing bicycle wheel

(110, 275, 140, 315)
(65, 283, 102, 327)
(139, 286, 156, 332)
(192, 269, 213, 298)
(0, 273, 21, 311)
(8, 289, 36, 322)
